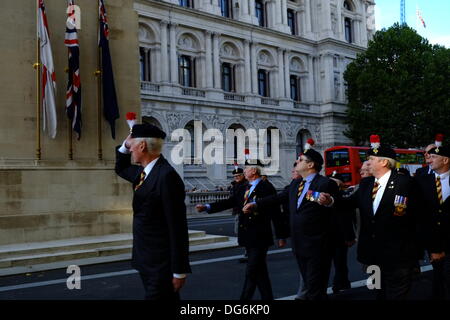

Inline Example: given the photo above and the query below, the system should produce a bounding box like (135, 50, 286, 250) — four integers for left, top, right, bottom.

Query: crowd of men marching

(116, 123, 449, 301)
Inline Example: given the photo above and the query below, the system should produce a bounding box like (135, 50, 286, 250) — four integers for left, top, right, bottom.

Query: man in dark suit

(328, 139, 420, 300)
(415, 143, 436, 176)
(415, 145, 450, 299)
(196, 163, 288, 300)
(115, 124, 191, 300)
(329, 173, 357, 294)
(244, 147, 339, 300)
(230, 167, 249, 263)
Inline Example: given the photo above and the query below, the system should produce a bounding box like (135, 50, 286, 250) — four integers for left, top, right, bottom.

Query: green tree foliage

(344, 24, 450, 148)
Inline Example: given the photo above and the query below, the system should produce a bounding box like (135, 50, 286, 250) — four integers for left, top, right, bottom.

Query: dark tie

(134, 171, 146, 191)
(372, 181, 380, 201)
(297, 180, 306, 197)
(243, 184, 251, 205)
(436, 176, 443, 205)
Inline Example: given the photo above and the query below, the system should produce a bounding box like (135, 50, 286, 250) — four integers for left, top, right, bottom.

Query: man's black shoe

(332, 283, 351, 294)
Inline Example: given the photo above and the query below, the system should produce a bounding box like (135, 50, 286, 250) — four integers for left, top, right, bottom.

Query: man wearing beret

(115, 124, 191, 300)
(415, 144, 450, 299)
(196, 161, 288, 300)
(244, 142, 339, 300)
(329, 135, 420, 300)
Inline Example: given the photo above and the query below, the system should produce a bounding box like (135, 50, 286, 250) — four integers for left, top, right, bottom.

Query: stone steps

(0, 230, 238, 276)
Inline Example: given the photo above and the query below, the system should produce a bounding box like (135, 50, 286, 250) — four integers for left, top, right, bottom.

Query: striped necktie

(243, 184, 251, 205)
(371, 181, 380, 201)
(297, 180, 306, 197)
(134, 171, 146, 191)
(436, 176, 443, 205)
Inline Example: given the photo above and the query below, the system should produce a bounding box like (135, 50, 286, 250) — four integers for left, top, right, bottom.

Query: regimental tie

(297, 180, 306, 197)
(134, 171, 146, 191)
(436, 176, 443, 205)
(243, 185, 251, 205)
(372, 181, 380, 201)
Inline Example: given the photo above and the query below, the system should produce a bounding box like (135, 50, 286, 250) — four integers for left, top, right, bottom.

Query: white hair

(378, 157, 397, 169)
(134, 137, 164, 153)
(245, 165, 262, 176)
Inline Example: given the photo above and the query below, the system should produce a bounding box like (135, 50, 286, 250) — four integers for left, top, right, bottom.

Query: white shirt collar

(435, 170, 450, 180)
(143, 157, 160, 178)
(376, 170, 391, 187)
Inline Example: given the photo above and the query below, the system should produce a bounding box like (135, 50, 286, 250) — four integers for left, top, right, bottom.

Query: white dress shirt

(373, 170, 392, 214)
(435, 170, 450, 203)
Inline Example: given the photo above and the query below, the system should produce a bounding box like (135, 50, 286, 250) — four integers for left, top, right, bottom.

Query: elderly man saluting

(115, 123, 191, 300)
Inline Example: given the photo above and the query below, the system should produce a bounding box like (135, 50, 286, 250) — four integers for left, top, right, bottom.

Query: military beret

(367, 145, 397, 161)
(367, 134, 397, 161)
(131, 124, 166, 139)
(428, 146, 450, 158)
(302, 148, 324, 167)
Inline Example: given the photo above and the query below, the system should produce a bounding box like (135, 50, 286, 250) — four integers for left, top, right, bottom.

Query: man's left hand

(318, 193, 333, 206)
(173, 277, 186, 292)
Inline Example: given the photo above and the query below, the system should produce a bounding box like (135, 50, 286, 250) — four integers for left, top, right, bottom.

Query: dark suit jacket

(415, 174, 450, 253)
(415, 165, 431, 176)
(345, 170, 419, 267)
(208, 179, 289, 248)
(256, 174, 339, 258)
(115, 147, 191, 276)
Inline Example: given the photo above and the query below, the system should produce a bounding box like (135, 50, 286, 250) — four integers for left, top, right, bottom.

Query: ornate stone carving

(178, 35, 195, 50)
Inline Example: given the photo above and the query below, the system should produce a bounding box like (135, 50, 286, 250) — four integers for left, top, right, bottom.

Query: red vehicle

(324, 146, 425, 186)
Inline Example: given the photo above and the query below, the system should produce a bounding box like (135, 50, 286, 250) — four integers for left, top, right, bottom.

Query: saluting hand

(243, 203, 256, 214)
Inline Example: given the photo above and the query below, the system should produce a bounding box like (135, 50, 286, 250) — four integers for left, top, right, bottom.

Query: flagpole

(96, 8, 103, 161)
(68, 119, 73, 160)
(34, 0, 42, 161)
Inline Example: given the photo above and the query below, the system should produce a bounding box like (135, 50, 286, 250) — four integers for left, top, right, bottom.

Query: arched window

(179, 55, 196, 87)
(258, 69, 270, 97)
(139, 47, 151, 82)
(290, 75, 301, 102)
(221, 63, 235, 92)
(344, 18, 353, 43)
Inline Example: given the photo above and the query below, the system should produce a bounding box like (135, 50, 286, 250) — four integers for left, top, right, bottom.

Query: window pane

(287, 10, 295, 35)
(256, 0, 264, 26)
(325, 149, 350, 167)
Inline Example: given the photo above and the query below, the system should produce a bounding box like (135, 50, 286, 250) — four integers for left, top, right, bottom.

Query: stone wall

(0, 0, 140, 245)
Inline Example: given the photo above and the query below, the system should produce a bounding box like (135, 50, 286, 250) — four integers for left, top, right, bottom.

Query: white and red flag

(37, 0, 57, 139)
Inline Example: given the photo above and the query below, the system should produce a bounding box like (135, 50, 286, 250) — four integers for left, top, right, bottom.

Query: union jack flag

(99, 0, 120, 139)
(65, 0, 82, 139)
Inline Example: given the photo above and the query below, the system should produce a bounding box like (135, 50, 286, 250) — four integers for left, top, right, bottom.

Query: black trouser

(375, 265, 414, 300)
(332, 244, 350, 289)
(431, 254, 450, 300)
(240, 246, 273, 301)
(295, 252, 332, 300)
(139, 272, 179, 301)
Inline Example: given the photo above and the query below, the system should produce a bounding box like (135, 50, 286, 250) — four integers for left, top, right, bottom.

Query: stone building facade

(135, 0, 375, 189)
